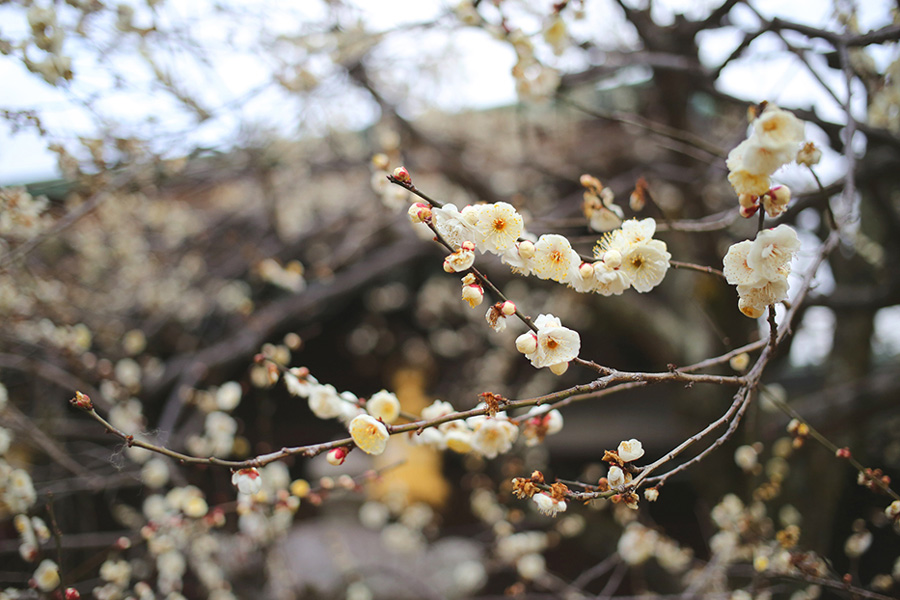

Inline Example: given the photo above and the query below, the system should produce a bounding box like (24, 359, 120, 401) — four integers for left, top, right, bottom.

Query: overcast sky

(0, 0, 894, 184)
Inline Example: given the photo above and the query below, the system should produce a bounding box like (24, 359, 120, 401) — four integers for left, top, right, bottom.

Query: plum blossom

(618, 439, 645, 462)
(530, 313, 580, 368)
(532, 234, 580, 282)
(231, 468, 262, 495)
(532, 492, 567, 516)
(724, 225, 800, 318)
(432, 203, 477, 250)
(33, 559, 60, 592)
(471, 418, 518, 458)
(366, 390, 401, 424)
(726, 104, 806, 206)
(349, 414, 390, 455)
(472, 201, 524, 253)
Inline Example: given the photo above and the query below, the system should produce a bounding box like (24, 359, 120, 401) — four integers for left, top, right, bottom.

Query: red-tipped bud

(739, 204, 760, 218)
(65, 588, 81, 600)
(327, 447, 348, 466)
(70, 391, 93, 410)
(835, 447, 851, 459)
(392, 166, 411, 183)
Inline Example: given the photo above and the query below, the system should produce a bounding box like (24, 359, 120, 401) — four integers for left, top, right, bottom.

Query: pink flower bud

(65, 588, 81, 600)
(739, 204, 759, 219)
(70, 391, 93, 410)
(461, 283, 484, 308)
(518, 240, 536, 259)
(327, 447, 348, 466)
(392, 166, 411, 183)
(500, 301, 516, 316)
(231, 467, 262, 495)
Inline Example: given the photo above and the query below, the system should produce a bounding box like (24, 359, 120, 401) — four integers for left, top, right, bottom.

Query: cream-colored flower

(619, 218, 657, 245)
(738, 296, 766, 319)
(308, 383, 344, 420)
(443, 243, 476, 272)
(746, 224, 800, 281)
(531, 318, 580, 369)
(473, 202, 524, 254)
(34, 559, 60, 591)
(432, 203, 477, 250)
(445, 428, 474, 454)
(532, 234, 579, 282)
(618, 438, 645, 462)
(216, 381, 242, 412)
(471, 418, 518, 459)
(349, 414, 390, 455)
(753, 105, 805, 155)
(592, 260, 631, 296)
(619, 240, 670, 293)
(231, 468, 262, 495)
(723, 240, 761, 286)
(727, 168, 771, 197)
(367, 390, 401, 424)
(730, 137, 785, 176)
(588, 205, 623, 232)
(608, 465, 626, 488)
(737, 273, 790, 310)
(533, 492, 567, 516)
(617, 523, 658, 566)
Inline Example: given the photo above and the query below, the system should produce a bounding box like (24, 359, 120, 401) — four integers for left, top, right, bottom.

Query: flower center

(492, 218, 506, 232)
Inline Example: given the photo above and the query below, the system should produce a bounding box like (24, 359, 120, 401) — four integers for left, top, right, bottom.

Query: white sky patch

(873, 306, 900, 358)
(790, 306, 836, 367)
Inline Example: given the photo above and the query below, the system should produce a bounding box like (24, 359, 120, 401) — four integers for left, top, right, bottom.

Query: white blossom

(367, 390, 401, 424)
(471, 418, 518, 459)
(231, 468, 262, 495)
(532, 492, 567, 516)
(432, 203, 477, 250)
(532, 234, 580, 282)
(308, 383, 345, 419)
(33, 559, 60, 592)
(618, 439, 645, 462)
(472, 202, 524, 253)
(349, 414, 390, 455)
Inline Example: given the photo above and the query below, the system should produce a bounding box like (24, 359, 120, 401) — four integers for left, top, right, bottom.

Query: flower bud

(738, 297, 765, 318)
(578, 262, 594, 279)
(70, 391, 93, 410)
(603, 249, 622, 269)
(461, 283, 484, 308)
(549, 362, 569, 376)
(515, 333, 537, 355)
(392, 166, 411, 183)
(729, 352, 750, 372)
(739, 204, 760, 219)
(408, 202, 431, 223)
(231, 467, 262, 495)
(796, 142, 822, 167)
(500, 301, 516, 316)
(327, 447, 348, 466)
(518, 240, 535, 259)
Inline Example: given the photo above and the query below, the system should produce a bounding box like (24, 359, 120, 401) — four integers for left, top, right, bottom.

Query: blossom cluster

(515, 313, 580, 374)
(421, 195, 670, 317)
(723, 225, 801, 318)
(725, 104, 810, 217)
(409, 399, 559, 459)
